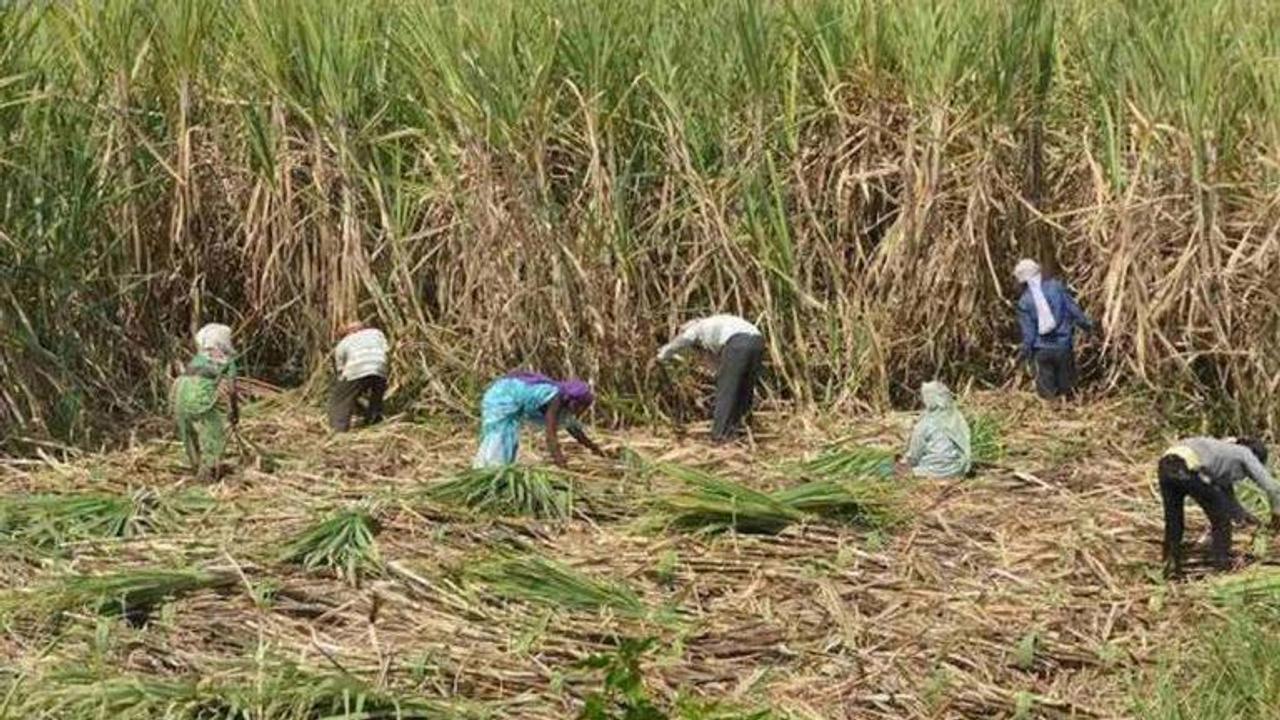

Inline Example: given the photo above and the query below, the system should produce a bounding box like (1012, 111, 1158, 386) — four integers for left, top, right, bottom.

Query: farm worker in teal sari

(473, 371, 608, 468)
(903, 381, 971, 478)
(172, 323, 240, 480)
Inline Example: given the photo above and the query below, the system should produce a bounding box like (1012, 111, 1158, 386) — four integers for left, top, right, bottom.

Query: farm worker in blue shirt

(1013, 259, 1095, 399)
(472, 371, 609, 468)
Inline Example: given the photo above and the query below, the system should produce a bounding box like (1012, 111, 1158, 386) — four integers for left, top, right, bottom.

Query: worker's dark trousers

(329, 374, 387, 432)
(1159, 454, 1234, 576)
(1033, 347, 1077, 399)
(711, 333, 765, 442)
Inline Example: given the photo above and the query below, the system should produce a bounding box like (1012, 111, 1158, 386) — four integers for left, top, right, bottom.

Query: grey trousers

(1034, 347, 1077, 399)
(712, 333, 765, 441)
(329, 374, 387, 432)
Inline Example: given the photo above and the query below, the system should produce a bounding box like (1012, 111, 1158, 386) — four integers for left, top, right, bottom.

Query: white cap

(195, 323, 234, 358)
(1013, 258, 1040, 283)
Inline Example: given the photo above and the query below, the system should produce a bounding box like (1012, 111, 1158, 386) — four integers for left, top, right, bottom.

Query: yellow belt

(1164, 445, 1202, 471)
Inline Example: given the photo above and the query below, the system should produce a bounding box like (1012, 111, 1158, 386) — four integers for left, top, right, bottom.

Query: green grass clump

(577, 637, 774, 720)
(1135, 605, 1280, 719)
(280, 508, 381, 582)
(470, 555, 647, 618)
(772, 479, 902, 528)
(425, 466, 574, 519)
(968, 413, 1006, 465)
(15, 659, 465, 719)
(0, 488, 209, 550)
(654, 463, 802, 534)
(653, 462, 899, 534)
(795, 446, 894, 481)
(1, 568, 234, 621)
(1206, 567, 1280, 608)
(14, 672, 208, 719)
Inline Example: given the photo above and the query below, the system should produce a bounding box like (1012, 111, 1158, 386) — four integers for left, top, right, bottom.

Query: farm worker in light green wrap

(172, 323, 240, 480)
(901, 381, 971, 478)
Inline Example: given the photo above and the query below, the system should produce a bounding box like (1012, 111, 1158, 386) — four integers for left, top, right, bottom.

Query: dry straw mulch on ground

(0, 392, 1260, 718)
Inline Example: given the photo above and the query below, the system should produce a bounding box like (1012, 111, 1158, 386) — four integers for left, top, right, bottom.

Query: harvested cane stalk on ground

(0, 488, 212, 550)
(13, 658, 469, 719)
(469, 554, 650, 619)
(648, 459, 900, 534)
(0, 567, 238, 623)
(0, 391, 1268, 719)
(425, 466, 575, 519)
(279, 507, 383, 583)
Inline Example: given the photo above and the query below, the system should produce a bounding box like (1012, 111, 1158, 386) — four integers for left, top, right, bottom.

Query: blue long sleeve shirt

(1017, 279, 1093, 355)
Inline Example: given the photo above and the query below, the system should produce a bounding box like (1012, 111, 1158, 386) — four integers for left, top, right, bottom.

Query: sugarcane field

(7, 391, 1276, 720)
(4, 0, 1280, 718)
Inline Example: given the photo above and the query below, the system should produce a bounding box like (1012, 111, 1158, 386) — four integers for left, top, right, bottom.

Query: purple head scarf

(506, 370, 595, 407)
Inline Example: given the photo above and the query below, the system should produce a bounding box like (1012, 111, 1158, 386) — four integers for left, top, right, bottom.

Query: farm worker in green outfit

(172, 323, 240, 480)
(902, 381, 971, 478)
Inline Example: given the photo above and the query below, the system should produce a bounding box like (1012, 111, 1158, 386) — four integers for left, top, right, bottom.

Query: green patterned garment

(172, 352, 237, 472)
(173, 352, 237, 417)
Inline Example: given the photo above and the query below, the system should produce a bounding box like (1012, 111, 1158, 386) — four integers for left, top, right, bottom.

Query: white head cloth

(1013, 259, 1056, 335)
(195, 323, 235, 361)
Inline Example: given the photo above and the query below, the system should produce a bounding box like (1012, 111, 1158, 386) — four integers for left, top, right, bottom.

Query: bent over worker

(173, 323, 239, 480)
(472, 371, 608, 468)
(1159, 436, 1280, 578)
(329, 321, 389, 432)
(656, 313, 764, 443)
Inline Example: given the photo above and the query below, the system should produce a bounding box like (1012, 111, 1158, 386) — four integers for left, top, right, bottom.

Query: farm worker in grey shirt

(329, 321, 389, 432)
(1158, 436, 1280, 577)
(657, 314, 764, 443)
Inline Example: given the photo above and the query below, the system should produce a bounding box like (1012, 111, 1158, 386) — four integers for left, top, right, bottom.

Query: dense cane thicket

(2, 0, 1279, 446)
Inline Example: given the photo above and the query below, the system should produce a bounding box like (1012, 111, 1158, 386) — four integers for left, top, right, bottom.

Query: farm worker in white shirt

(656, 314, 764, 443)
(329, 321, 389, 432)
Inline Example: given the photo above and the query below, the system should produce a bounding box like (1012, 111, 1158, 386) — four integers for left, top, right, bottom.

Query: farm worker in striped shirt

(473, 371, 608, 468)
(172, 323, 239, 480)
(656, 314, 764, 443)
(1013, 259, 1095, 399)
(1159, 437, 1280, 578)
(329, 321, 389, 432)
(902, 381, 971, 479)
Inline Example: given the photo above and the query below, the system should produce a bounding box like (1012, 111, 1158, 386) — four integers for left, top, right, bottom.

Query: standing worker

(1013, 259, 1095, 400)
(473, 371, 608, 468)
(656, 313, 764, 444)
(1159, 436, 1280, 578)
(173, 322, 239, 480)
(329, 321, 389, 432)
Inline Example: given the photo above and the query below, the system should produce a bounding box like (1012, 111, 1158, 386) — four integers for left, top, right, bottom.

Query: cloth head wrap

(921, 381, 954, 411)
(195, 323, 235, 362)
(904, 380, 972, 478)
(1013, 259, 1057, 335)
(506, 370, 595, 407)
